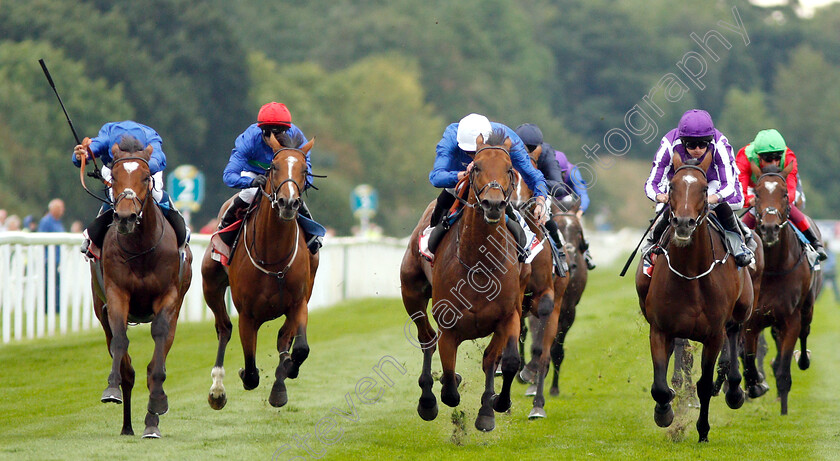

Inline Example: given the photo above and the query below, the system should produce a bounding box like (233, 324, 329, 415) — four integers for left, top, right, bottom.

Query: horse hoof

(120, 427, 134, 436)
(518, 366, 536, 384)
(796, 349, 811, 370)
(528, 407, 546, 419)
(417, 401, 438, 421)
(726, 388, 745, 409)
(698, 435, 709, 443)
(549, 386, 559, 397)
(208, 393, 227, 410)
(101, 387, 123, 404)
(455, 373, 462, 387)
(475, 414, 496, 432)
(493, 394, 511, 413)
(269, 382, 288, 408)
(148, 395, 169, 416)
(142, 426, 161, 439)
(525, 384, 537, 396)
(239, 368, 259, 390)
(654, 404, 674, 427)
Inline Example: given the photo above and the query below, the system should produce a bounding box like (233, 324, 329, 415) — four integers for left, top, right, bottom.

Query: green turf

(1, 264, 839, 460)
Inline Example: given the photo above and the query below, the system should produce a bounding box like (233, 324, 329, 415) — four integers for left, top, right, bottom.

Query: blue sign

(167, 165, 205, 212)
(350, 184, 378, 219)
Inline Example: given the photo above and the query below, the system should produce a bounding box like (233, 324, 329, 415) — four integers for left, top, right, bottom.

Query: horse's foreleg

(798, 292, 815, 370)
(438, 331, 461, 409)
(776, 321, 800, 416)
(287, 306, 310, 379)
(475, 330, 506, 432)
(205, 266, 232, 410)
(743, 326, 769, 398)
(724, 322, 745, 409)
(696, 335, 724, 443)
(650, 327, 675, 428)
(549, 300, 576, 397)
(146, 306, 175, 418)
(119, 354, 135, 436)
(237, 315, 260, 391)
(406, 305, 438, 421)
(521, 292, 551, 384)
(102, 295, 129, 405)
(269, 305, 308, 408)
(530, 294, 559, 420)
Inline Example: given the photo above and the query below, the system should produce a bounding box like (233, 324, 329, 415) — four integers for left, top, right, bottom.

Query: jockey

(219, 102, 323, 254)
(73, 120, 187, 258)
(515, 123, 596, 270)
(420, 113, 549, 262)
(642, 109, 752, 268)
(736, 129, 827, 260)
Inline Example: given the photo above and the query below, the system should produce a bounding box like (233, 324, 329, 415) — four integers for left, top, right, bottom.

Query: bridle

(469, 145, 516, 209)
(111, 156, 152, 227)
(260, 147, 306, 218)
(754, 172, 790, 230)
(668, 164, 710, 236)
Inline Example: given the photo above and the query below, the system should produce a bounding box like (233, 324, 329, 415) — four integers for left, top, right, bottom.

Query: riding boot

(581, 236, 596, 270)
(545, 218, 563, 248)
(802, 227, 829, 261)
(298, 201, 323, 254)
(82, 208, 114, 257)
(505, 206, 528, 262)
(158, 192, 188, 248)
(218, 196, 250, 246)
(717, 204, 753, 267)
(430, 189, 457, 227)
(642, 213, 670, 264)
(422, 190, 458, 260)
(544, 219, 568, 276)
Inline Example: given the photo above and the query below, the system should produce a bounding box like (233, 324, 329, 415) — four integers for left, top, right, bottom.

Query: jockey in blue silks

(73, 120, 188, 258)
(217, 102, 323, 254)
(641, 109, 753, 272)
(515, 123, 596, 270)
(419, 113, 549, 262)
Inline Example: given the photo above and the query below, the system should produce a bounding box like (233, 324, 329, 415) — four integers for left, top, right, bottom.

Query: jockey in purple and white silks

(641, 109, 752, 269)
(515, 122, 596, 270)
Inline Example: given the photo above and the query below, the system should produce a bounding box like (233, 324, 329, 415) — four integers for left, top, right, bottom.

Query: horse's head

(263, 132, 314, 221)
(668, 151, 713, 245)
(509, 144, 541, 210)
(470, 128, 515, 224)
(110, 137, 154, 235)
(753, 163, 793, 246)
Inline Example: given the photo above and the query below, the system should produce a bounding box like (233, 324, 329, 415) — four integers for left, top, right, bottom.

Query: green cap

(745, 129, 787, 164)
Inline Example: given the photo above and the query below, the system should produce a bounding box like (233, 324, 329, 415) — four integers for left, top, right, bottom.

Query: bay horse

(509, 145, 570, 419)
(201, 133, 318, 410)
(401, 129, 528, 431)
(91, 137, 193, 438)
(742, 164, 822, 415)
(546, 197, 588, 397)
(634, 152, 753, 442)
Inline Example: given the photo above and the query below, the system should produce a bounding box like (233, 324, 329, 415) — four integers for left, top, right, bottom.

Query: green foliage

(717, 87, 775, 150)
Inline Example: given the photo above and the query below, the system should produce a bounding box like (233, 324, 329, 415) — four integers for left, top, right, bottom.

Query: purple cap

(677, 109, 715, 138)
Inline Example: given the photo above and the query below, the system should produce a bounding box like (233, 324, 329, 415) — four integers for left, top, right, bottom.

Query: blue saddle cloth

(297, 214, 326, 237)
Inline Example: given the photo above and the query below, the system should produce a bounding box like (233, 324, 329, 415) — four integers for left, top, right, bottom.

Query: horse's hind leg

(530, 295, 560, 419)
(776, 322, 800, 415)
(797, 291, 815, 370)
(695, 336, 724, 442)
(549, 301, 577, 397)
(119, 353, 135, 436)
(237, 315, 261, 390)
(287, 307, 310, 380)
(203, 258, 232, 410)
(723, 322, 745, 409)
(743, 326, 770, 399)
(402, 286, 438, 421)
(649, 327, 675, 428)
(102, 298, 130, 405)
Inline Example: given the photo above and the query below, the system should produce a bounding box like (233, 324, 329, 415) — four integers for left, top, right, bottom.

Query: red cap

(257, 102, 292, 127)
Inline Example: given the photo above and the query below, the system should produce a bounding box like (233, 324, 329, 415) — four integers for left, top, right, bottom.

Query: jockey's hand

(250, 174, 267, 188)
(655, 193, 669, 203)
(749, 197, 756, 207)
(74, 137, 92, 162)
(533, 196, 548, 226)
(457, 162, 474, 181)
(576, 209, 584, 219)
(708, 193, 720, 204)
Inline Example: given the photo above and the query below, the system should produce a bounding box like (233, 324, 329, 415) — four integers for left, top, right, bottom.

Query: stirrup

(584, 251, 596, 270)
(306, 235, 323, 255)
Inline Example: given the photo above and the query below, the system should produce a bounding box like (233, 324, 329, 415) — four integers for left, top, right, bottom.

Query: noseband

(261, 147, 306, 214)
(111, 156, 152, 226)
(469, 146, 515, 208)
(755, 172, 790, 229)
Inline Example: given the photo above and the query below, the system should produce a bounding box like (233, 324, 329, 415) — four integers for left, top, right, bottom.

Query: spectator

(38, 198, 66, 314)
(0, 208, 7, 231)
(23, 215, 37, 232)
(70, 220, 84, 233)
(5, 214, 22, 231)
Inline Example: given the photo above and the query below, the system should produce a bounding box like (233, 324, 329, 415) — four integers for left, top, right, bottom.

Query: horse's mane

(683, 157, 702, 167)
(486, 127, 507, 147)
(276, 131, 296, 149)
(761, 164, 782, 175)
(117, 135, 145, 154)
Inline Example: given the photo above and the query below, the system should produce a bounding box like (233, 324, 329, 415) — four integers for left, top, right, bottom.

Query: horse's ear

(111, 143, 121, 158)
(143, 144, 153, 160)
(475, 133, 486, 150)
(750, 160, 762, 179)
(781, 158, 794, 178)
(531, 144, 542, 161)
(699, 151, 713, 172)
(300, 137, 315, 154)
(265, 133, 281, 151)
(672, 151, 684, 169)
(503, 137, 512, 151)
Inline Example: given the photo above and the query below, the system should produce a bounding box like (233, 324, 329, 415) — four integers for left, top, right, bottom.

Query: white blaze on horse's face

(121, 161, 141, 175)
(763, 182, 778, 194)
(286, 157, 299, 197)
(123, 189, 137, 199)
(682, 175, 698, 207)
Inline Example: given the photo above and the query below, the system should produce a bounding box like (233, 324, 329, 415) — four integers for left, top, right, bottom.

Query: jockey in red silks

(736, 129, 827, 261)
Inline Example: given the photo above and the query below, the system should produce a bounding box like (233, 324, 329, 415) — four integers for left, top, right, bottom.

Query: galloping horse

(546, 197, 588, 397)
(401, 129, 528, 431)
(742, 164, 822, 415)
(201, 134, 318, 410)
(91, 138, 192, 438)
(635, 152, 753, 442)
(509, 145, 570, 419)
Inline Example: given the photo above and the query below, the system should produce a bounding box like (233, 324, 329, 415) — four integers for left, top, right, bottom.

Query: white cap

(456, 113, 492, 151)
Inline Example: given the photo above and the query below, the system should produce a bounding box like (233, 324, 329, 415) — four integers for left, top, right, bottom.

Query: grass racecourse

(1, 263, 839, 460)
